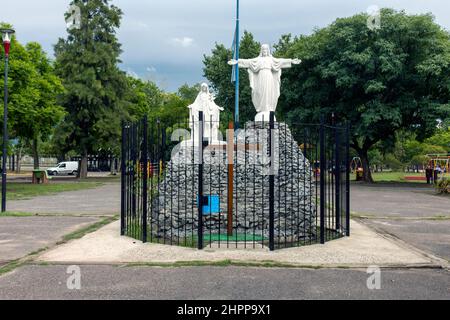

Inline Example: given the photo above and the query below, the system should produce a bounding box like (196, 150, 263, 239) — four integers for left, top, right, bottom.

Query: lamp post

(1, 28, 15, 212)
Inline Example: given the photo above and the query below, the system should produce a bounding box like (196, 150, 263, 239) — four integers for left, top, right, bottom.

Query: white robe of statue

(187, 83, 224, 145)
(229, 44, 301, 122)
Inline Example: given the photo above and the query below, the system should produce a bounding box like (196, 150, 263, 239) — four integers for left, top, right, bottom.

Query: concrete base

(255, 112, 276, 123)
(37, 220, 435, 268)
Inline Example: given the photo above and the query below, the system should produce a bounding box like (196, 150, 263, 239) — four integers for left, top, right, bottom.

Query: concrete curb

(28, 260, 444, 270)
(35, 220, 438, 269)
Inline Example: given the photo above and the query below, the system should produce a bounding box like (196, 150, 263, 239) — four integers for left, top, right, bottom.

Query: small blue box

(197, 195, 220, 215)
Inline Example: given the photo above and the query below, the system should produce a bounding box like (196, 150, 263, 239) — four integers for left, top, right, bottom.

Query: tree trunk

(16, 146, 22, 174)
(32, 138, 40, 170)
(79, 153, 88, 179)
(359, 149, 374, 183)
(110, 156, 114, 175)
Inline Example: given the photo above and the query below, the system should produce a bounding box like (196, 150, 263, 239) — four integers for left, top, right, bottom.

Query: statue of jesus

(228, 44, 301, 122)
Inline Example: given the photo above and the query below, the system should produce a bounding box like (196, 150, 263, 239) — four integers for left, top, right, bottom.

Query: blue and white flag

(231, 28, 237, 83)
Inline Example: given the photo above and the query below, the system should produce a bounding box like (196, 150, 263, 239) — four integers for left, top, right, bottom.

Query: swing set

(350, 157, 364, 181)
(426, 154, 450, 179)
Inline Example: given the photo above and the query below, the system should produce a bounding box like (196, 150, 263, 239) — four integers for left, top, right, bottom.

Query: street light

(1, 28, 15, 212)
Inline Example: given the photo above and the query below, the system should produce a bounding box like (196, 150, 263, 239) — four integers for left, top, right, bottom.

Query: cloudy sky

(1, 0, 449, 91)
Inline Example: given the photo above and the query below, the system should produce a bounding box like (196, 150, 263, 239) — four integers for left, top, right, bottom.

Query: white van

(47, 162, 79, 176)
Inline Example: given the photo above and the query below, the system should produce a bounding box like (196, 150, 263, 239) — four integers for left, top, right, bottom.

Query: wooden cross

(205, 123, 263, 237)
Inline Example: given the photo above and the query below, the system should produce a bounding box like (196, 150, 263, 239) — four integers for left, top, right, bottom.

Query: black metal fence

(71, 155, 117, 172)
(121, 112, 350, 251)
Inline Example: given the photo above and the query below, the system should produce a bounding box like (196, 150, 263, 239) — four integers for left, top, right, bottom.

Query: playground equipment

(426, 154, 450, 181)
(351, 157, 364, 181)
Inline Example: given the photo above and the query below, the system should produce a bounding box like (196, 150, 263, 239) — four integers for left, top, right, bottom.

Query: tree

(0, 23, 64, 169)
(280, 9, 450, 182)
(177, 83, 201, 103)
(54, 0, 127, 178)
(203, 31, 261, 125)
(424, 128, 450, 152)
(19, 43, 65, 168)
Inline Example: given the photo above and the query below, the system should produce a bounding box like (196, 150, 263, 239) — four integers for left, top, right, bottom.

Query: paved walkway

(1, 183, 118, 265)
(351, 183, 449, 218)
(7, 183, 120, 216)
(0, 265, 448, 300)
(351, 183, 450, 261)
(0, 216, 100, 264)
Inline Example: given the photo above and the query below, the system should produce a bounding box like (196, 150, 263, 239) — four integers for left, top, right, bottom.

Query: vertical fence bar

(131, 124, 136, 240)
(142, 116, 148, 243)
(335, 126, 341, 232)
(345, 122, 351, 236)
(197, 111, 204, 250)
(269, 112, 275, 251)
(319, 117, 326, 244)
(161, 124, 166, 244)
(120, 122, 126, 236)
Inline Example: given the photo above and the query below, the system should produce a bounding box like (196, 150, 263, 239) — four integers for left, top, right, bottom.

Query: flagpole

(234, 0, 240, 130)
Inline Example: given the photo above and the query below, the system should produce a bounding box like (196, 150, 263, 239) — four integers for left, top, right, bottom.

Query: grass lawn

(5, 181, 104, 200)
(371, 171, 425, 183)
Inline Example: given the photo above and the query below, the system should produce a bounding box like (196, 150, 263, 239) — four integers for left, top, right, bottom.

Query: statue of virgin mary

(229, 44, 301, 122)
(187, 83, 224, 145)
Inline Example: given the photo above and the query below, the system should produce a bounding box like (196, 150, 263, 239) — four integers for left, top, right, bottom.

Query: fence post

(269, 112, 275, 251)
(227, 121, 234, 237)
(120, 121, 126, 236)
(345, 122, 351, 236)
(335, 125, 341, 232)
(131, 124, 137, 219)
(198, 111, 204, 250)
(319, 116, 326, 244)
(142, 116, 148, 243)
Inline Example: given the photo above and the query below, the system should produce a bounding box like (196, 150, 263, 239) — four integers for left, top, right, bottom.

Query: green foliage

(177, 83, 201, 103)
(368, 148, 384, 167)
(384, 154, 404, 171)
(125, 76, 163, 120)
(54, 0, 128, 159)
(0, 23, 64, 163)
(278, 9, 450, 181)
(148, 92, 190, 127)
(283, 9, 450, 127)
(424, 128, 450, 152)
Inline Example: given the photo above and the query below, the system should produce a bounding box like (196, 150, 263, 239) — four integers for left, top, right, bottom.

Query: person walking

(434, 165, 442, 184)
(425, 166, 432, 185)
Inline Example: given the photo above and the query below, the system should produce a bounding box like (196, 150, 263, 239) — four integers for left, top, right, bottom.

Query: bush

(436, 178, 450, 194)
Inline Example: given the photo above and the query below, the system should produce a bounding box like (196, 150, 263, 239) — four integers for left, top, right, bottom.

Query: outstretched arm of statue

(278, 58, 302, 68)
(228, 58, 251, 68)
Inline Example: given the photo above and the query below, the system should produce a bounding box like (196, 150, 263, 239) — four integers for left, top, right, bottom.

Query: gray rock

(149, 122, 317, 243)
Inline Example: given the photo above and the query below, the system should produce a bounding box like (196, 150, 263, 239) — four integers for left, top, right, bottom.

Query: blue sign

(197, 195, 220, 215)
